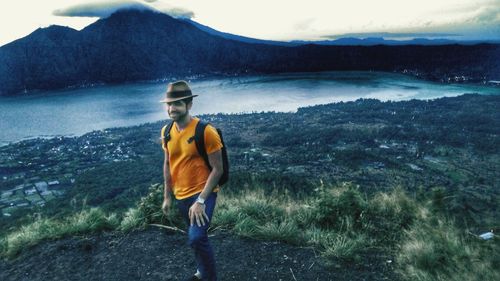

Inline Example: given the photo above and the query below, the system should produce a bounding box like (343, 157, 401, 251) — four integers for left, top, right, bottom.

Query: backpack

(162, 120, 229, 186)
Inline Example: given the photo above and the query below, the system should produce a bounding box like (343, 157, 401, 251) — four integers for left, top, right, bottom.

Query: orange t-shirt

(161, 117, 222, 199)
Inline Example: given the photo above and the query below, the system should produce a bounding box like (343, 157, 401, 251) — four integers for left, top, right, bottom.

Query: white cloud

(164, 0, 500, 41)
(0, 0, 498, 47)
(0, 1, 97, 46)
(153, 6, 194, 19)
(53, 0, 155, 18)
(53, 0, 194, 19)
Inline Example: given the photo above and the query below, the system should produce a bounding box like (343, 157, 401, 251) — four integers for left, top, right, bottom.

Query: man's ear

(187, 101, 193, 110)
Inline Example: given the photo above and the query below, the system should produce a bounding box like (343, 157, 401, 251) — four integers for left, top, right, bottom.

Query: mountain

(182, 18, 298, 46)
(0, 9, 286, 95)
(0, 8, 499, 95)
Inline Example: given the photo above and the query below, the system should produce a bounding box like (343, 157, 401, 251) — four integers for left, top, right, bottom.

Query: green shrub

(119, 207, 144, 231)
(314, 183, 366, 229)
(321, 233, 369, 261)
(213, 189, 304, 245)
(292, 203, 316, 228)
(137, 184, 183, 228)
(213, 189, 288, 227)
(365, 188, 418, 244)
(211, 196, 242, 229)
(233, 216, 259, 238)
(137, 183, 166, 225)
(255, 220, 303, 245)
(303, 226, 370, 261)
(239, 197, 285, 223)
(67, 208, 120, 234)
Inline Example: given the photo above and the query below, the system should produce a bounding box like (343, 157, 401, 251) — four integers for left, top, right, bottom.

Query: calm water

(0, 71, 498, 145)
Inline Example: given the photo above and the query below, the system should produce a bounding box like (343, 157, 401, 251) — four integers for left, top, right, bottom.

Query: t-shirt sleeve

(161, 125, 168, 152)
(204, 125, 223, 154)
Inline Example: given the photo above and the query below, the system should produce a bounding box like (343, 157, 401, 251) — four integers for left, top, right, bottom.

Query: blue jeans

(176, 192, 218, 281)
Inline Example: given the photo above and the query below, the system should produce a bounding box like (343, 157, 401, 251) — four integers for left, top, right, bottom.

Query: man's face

(166, 100, 191, 121)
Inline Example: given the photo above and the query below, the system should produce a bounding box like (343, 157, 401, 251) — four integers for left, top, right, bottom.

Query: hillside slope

(0, 228, 396, 281)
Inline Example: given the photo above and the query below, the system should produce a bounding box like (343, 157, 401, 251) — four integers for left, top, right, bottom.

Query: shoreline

(0, 92, 496, 148)
(2, 70, 498, 97)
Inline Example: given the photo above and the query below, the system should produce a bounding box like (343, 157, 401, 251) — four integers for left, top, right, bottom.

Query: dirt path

(1, 227, 398, 281)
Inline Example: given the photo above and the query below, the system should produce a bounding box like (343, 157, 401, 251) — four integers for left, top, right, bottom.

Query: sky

(0, 0, 499, 46)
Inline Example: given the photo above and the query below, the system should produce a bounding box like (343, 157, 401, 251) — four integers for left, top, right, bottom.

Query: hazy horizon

(1, 0, 499, 46)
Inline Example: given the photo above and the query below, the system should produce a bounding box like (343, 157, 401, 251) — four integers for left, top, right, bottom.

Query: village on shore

(1, 94, 498, 229)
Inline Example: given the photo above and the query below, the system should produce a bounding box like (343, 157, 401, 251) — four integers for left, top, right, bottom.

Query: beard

(169, 110, 188, 122)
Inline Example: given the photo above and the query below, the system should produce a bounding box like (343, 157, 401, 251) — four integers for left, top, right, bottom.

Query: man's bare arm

(163, 150, 173, 199)
(189, 149, 223, 226)
(162, 150, 173, 215)
(198, 149, 223, 200)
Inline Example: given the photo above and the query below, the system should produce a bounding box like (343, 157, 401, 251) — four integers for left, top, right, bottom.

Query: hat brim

(159, 94, 198, 103)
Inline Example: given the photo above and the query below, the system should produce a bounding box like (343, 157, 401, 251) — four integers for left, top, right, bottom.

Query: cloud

(155, 7, 194, 19)
(316, 0, 500, 40)
(53, 0, 194, 19)
(466, 4, 500, 24)
(293, 18, 316, 31)
(404, 1, 500, 40)
(53, 0, 152, 18)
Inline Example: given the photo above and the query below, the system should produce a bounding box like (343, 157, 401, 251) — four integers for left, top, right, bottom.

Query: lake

(0, 71, 498, 146)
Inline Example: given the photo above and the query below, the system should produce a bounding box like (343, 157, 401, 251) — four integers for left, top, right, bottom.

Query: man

(160, 81, 223, 281)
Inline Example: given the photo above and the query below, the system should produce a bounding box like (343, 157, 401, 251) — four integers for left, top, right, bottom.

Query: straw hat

(159, 80, 198, 103)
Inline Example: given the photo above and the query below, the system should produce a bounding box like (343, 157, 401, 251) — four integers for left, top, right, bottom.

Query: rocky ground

(1, 227, 398, 281)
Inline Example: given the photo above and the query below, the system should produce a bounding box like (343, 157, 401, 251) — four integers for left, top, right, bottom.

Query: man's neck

(175, 115, 192, 131)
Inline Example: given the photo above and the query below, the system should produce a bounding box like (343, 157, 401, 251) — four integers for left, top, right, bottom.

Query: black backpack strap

(162, 121, 175, 149)
(217, 127, 229, 185)
(195, 120, 229, 186)
(194, 121, 211, 170)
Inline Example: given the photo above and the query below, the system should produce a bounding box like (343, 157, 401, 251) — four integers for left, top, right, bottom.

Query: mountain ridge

(0, 9, 498, 95)
(182, 18, 500, 46)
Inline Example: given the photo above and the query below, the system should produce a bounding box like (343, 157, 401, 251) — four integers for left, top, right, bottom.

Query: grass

(397, 217, 500, 281)
(1, 208, 119, 258)
(209, 182, 419, 261)
(0, 181, 498, 281)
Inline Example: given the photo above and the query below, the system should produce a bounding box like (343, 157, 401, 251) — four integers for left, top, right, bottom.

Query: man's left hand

(189, 202, 209, 227)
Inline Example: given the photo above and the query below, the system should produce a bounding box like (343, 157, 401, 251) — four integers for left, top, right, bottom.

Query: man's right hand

(162, 197, 172, 216)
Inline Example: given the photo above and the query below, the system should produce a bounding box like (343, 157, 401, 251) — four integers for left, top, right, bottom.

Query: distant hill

(0, 8, 499, 95)
(182, 18, 298, 46)
(290, 37, 500, 46)
(182, 20, 500, 46)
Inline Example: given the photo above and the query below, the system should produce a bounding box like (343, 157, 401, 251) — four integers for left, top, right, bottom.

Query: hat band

(167, 90, 192, 99)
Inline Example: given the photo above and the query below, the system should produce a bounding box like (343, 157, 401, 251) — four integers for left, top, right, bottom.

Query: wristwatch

(196, 196, 205, 205)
